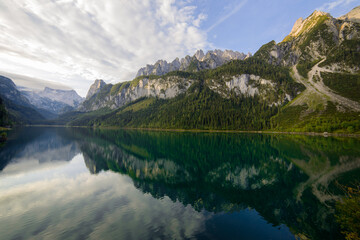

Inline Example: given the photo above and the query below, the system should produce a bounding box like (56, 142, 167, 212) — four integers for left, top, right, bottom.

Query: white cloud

(0, 71, 72, 90)
(0, 0, 208, 96)
(318, 0, 356, 12)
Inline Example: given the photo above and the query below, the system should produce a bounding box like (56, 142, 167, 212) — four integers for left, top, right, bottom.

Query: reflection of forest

(69, 128, 360, 240)
(274, 136, 360, 202)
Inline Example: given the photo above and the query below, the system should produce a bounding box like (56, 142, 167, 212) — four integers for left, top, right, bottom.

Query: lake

(0, 127, 359, 239)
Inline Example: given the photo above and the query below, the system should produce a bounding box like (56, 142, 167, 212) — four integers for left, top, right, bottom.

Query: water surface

(1, 127, 360, 239)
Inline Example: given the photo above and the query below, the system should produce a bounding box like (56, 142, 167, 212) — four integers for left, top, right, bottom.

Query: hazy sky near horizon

(0, 0, 358, 96)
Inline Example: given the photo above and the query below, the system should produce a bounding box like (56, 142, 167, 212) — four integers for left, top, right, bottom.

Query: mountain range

(0, 76, 83, 124)
(136, 49, 251, 77)
(21, 87, 83, 115)
(1, 6, 359, 133)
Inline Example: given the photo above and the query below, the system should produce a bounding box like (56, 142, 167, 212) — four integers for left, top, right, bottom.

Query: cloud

(0, 0, 208, 96)
(0, 71, 72, 90)
(0, 155, 210, 239)
(318, 0, 356, 12)
(206, 0, 247, 32)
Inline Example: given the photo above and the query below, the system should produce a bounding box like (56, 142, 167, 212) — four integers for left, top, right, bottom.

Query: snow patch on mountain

(22, 87, 84, 114)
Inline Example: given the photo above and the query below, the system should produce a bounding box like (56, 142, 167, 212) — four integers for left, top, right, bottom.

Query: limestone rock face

(136, 49, 250, 77)
(288, 11, 329, 39)
(289, 17, 304, 37)
(206, 74, 289, 106)
(85, 79, 106, 100)
(256, 8, 360, 68)
(79, 76, 194, 112)
(111, 77, 193, 110)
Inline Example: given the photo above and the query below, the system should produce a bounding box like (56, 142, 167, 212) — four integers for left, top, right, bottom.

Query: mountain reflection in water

(0, 127, 359, 240)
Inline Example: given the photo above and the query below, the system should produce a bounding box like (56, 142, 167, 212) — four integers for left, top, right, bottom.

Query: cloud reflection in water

(0, 154, 209, 240)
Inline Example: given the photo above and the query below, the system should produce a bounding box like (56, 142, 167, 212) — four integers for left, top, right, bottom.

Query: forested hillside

(0, 97, 10, 127)
(67, 58, 303, 130)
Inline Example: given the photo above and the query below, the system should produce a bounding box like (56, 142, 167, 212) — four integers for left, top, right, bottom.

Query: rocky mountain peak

(136, 49, 248, 77)
(37, 87, 83, 107)
(20, 85, 84, 115)
(194, 50, 205, 61)
(311, 10, 328, 17)
(339, 5, 360, 23)
(245, 52, 252, 59)
(289, 17, 304, 37)
(86, 79, 106, 100)
(257, 5, 360, 68)
(283, 9, 332, 42)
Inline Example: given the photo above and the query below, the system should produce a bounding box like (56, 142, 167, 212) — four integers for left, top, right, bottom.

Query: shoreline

(21, 124, 360, 138)
(121, 127, 360, 138)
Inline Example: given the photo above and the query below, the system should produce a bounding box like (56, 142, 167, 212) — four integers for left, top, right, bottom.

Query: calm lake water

(1, 127, 360, 239)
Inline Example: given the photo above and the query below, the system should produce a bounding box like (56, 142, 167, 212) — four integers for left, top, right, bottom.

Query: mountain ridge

(77, 56, 302, 113)
(0, 75, 84, 124)
(136, 49, 251, 77)
(22, 87, 84, 115)
(256, 8, 360, 69)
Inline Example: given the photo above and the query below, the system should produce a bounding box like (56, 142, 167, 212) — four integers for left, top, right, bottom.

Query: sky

(0, 0, 359, 97)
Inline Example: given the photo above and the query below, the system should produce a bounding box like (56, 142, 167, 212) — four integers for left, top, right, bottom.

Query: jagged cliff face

(79, 76, 194, 111)
(79, 71, 295, 112)
(85, 79, 106, 100)
(207, 74, 292, 105)
(136, 49, 251, 77)
(255, 9, 360, 68)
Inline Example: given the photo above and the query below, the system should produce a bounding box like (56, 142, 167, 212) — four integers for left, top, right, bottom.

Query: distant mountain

(0, 76, 45, 124)
(21, 87, 84, 115)
(0, 75, 83, 123)
(136, 49, 251, 77)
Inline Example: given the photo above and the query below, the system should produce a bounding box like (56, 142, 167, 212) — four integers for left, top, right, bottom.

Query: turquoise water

(1, 127, 359, 239)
